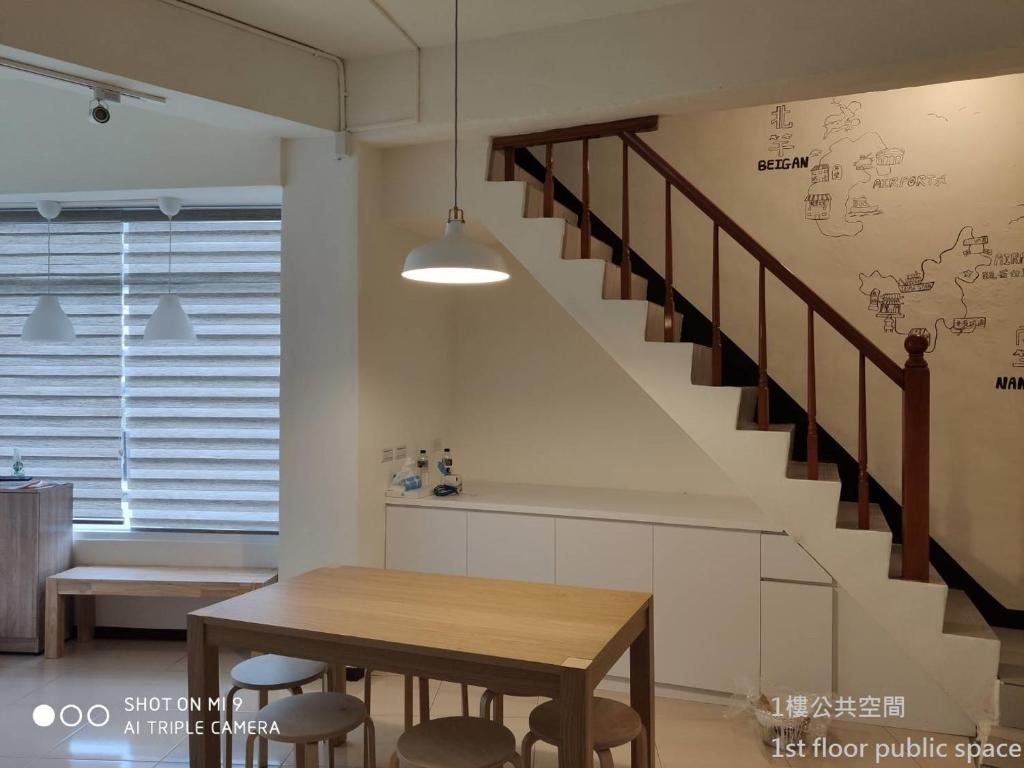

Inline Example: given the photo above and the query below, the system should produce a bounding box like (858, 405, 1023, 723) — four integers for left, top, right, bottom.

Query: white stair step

(602, 261, 647, 301)
(561, 223, 615, 262)
(996, 627, 1024, 668)
(943, 589, 998, 641)
(525, 184, 577, 226)
(645, 301, 683, 342)
(690, 345, 713, 386)
(982, 726, 1024, 767)
(836, 501, 890, 533)
(888, 543, 945, 584)
(787, 460, 840, 482)
(1000, 675, 1024, 729)
(1000, 661, 1024, 685)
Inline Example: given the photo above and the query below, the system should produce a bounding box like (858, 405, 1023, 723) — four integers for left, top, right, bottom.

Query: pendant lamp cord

(453, 0, 459, 214)
(45, 218, 52, 295)
(166, 214, 173, 293)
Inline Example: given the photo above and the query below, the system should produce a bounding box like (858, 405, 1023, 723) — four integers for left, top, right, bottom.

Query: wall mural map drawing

(804, 98, 946, 238)
(858, 226, 991, 351)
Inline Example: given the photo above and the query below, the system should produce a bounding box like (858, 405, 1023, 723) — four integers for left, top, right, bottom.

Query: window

(0, 209, 281, 532)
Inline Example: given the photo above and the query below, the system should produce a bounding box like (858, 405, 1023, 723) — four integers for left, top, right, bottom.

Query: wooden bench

(44, 565, 277, 658)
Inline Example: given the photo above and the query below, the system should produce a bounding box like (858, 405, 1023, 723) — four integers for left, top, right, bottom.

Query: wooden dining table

(187, 565, 654, 768)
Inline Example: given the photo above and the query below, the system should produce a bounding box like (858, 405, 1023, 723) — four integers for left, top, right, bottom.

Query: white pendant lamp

(143, 197, 196, 342)
(22, 201, 76, 342)
(402, 0, 509, 285)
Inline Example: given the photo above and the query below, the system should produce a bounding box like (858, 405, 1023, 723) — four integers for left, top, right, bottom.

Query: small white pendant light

(22, 201, 76, 342)
(402, 0, 509, 285)
(143, 197, 196, 342)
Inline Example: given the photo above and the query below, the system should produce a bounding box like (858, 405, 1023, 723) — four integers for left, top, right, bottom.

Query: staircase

(470, 117, 1002, 734)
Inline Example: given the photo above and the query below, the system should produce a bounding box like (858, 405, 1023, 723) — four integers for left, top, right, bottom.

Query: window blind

(0, 221, 125, 522)
(122, 219, 281, 531)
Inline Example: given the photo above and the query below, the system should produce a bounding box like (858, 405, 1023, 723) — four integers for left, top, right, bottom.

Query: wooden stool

(388, 715, 521, 768)
(521, 697, 648, 768)
(244, 691, 374, 768)
(225, 654, 328, 768)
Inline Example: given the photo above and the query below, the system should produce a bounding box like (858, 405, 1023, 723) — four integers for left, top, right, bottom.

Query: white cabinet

(761, 534, 831, 584)
(654, 526, 760, 693)
(385, 505, 467, 575)
(384, 501, 834, 698)
(761, 581, 833, 694)
(468, 512, 555, 583)
(556, 518, 653, 677)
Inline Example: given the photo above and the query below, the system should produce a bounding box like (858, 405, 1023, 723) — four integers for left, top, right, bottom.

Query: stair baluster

(858, 353, 869, 529)
(543, 143, 554, 217)
(902, 335, 930, 582)
(503, 147, 514, 182)
(621, 140, 631, 299)
(664, 179, 675, 342)
(712, 223, 722, 386)
(757, 264, 769, 430)
(807, 307, 819, 480)
(581, 138, 591, 260)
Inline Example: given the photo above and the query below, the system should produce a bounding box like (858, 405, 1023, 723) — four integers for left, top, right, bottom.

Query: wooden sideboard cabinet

(0, 484, 73, 653)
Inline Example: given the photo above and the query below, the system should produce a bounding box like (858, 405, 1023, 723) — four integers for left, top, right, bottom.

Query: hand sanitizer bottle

(416, 449, 429, 485)
(11, 448, 24, 478)
(442, 448, 454, 469)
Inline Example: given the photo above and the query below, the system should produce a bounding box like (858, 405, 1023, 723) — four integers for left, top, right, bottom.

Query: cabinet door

(385, 505, 467, 576)
(468, 512, 555, 584)
(761, 581, 833, 695)
(654, 526, 760, 693)
(0, 494, 39, 640)
(556, 518, 653, 678)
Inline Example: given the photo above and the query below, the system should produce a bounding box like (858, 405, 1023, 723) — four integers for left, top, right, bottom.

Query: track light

(88, 87, 119, 125)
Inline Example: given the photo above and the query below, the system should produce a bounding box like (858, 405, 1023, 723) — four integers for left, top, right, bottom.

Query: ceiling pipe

(156, 0, 425, 135)
(155, 0, 348, 133)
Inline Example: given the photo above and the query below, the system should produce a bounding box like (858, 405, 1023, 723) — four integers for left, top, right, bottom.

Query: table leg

(77, 596, 96, 642)
(418, 677, 430, 722)
(258, 689, 269, 768)
(44, 580, 64, 659)
(629, 601, 655, 768)
(403, 676, 414, 730)
(187, 614, 220, 768)
(326, 664, 348, 746)
(558, 666, 593, 768)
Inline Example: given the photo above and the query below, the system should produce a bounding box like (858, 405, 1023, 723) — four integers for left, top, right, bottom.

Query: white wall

(0, 74, 281, 198)
(278, 137, 360, 578)
(356, 144, 457, 567)
(450, 254, 738, 495)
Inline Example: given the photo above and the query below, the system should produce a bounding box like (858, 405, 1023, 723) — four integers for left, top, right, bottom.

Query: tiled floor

(0, 639, 973, 767)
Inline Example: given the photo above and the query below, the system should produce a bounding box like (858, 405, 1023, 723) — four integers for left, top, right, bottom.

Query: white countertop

(385, 480, 780, 532)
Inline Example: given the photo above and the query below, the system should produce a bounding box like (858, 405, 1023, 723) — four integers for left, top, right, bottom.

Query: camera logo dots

(32, 705, 55, 727)
(32, 703, 110, 728)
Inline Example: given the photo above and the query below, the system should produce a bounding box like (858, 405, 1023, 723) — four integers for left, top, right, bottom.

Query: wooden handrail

(491, 115, 659, 150)
(620, 131, 904, 387)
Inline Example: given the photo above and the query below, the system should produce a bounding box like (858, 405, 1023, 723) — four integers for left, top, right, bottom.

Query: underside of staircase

(471, 122, 1002, 735)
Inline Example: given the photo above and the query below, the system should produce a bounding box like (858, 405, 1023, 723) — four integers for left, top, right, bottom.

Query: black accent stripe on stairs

(510, 146, 1023, 630)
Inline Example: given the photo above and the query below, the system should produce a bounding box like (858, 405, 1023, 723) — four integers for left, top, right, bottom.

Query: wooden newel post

(901, 335, 930, 581)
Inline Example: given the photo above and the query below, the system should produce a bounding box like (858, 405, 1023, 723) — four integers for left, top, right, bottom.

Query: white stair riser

(1002, 682, 1024, 729)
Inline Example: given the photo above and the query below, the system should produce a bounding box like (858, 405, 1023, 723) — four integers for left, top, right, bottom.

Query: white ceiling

(184, 0, 693, 58)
